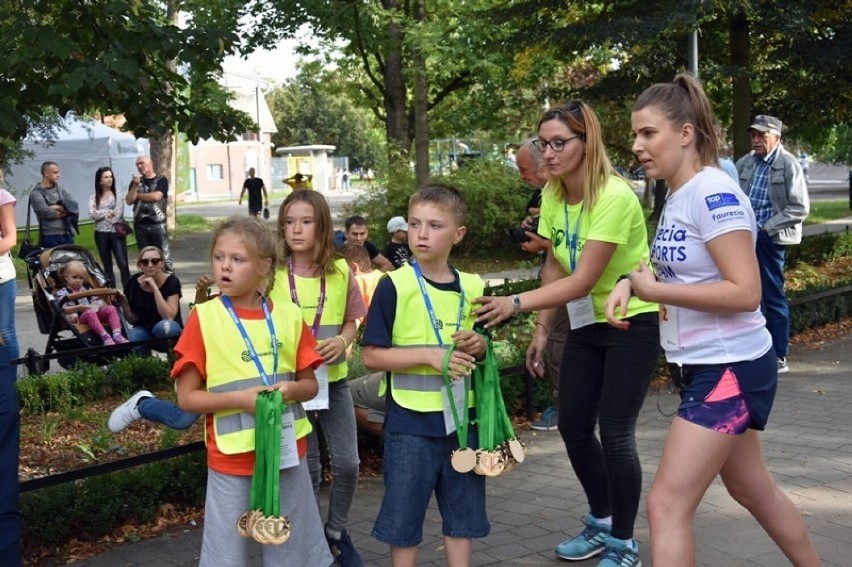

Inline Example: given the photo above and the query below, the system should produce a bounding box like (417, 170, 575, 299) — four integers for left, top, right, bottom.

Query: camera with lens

(507, 216, 539, 244)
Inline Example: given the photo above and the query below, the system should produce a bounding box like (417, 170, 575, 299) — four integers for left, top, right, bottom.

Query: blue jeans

(94, 231, 131, 288)
(306, 379, 360, 534)
(372, 430, 488, 547)
(128, 320, 182, 352)
(0, 279, 18, 361)
(756, 230, 789, 358)
(557, 313, 660, 540)
(138, 397, 199, 430)
(40, 234, 74, 248)
(0, 346, 22, 565)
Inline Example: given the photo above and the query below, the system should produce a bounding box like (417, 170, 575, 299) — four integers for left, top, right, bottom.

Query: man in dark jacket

(29, 161, 78, 248)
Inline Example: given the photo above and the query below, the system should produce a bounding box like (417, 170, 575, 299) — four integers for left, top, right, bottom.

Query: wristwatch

(511, 294, 521, 317)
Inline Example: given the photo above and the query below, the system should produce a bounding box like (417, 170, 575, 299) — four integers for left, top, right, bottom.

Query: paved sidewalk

(71, 330, 852, 567)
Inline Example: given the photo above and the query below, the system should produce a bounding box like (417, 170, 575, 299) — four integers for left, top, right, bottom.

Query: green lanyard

(472, 333, 516, 449)
(249, 391, 282, 517)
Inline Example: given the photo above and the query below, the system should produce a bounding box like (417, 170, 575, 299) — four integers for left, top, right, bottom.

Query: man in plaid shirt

(735, 114, 809, 374)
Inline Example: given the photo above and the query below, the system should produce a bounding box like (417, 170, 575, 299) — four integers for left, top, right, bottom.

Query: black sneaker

(327, 529, 364, 567)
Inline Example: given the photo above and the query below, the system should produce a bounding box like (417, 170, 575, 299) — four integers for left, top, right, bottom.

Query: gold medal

(451, 447, 477, 473)
(252, 514, 271, 545)
(264, 515, 292, 545)
(483, 451, 506, 477)
(236, 511, 251, 538)
(508, 438, 526, 463)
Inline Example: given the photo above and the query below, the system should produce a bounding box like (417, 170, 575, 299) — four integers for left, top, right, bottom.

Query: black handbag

(17, 198, 41, 260)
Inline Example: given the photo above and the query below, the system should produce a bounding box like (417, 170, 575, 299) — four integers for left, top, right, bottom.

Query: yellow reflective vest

(196, 298, 312, 455)
(270, 258, 350, 382)
(387, 264, 484, 412)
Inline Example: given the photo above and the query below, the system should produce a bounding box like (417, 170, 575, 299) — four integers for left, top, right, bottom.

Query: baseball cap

(748, 115, 783, 135)
(387, 216, 408, 233)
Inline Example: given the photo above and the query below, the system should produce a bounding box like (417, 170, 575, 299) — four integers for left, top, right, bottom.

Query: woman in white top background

(89, 166, 130, 287)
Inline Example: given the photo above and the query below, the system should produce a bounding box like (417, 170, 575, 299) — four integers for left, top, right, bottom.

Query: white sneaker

(777, 357, 789, 374)
(108, 390, 152, 433)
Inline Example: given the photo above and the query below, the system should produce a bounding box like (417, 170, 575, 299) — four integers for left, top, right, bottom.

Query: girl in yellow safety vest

(270, 191, 368, 565)
(172, 216, 333, 566)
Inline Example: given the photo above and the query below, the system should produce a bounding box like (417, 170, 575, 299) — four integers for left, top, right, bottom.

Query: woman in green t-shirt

(475, 100, 659, 566)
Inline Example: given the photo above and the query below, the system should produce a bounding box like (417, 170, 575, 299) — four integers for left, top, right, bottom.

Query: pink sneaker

(112, 332, 129, 344)
(101, 334, 115, 346)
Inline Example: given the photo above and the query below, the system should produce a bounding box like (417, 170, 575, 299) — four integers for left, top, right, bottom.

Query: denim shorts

(675, 349, 777, 432)
(371, 430, 489, 547)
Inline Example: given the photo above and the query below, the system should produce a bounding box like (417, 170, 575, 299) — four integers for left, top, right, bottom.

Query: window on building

(207, 164, 223, 181)
(242, 132, 258, 142)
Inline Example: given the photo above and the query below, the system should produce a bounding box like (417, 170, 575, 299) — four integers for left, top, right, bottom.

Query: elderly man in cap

(736, 114, 809, 374)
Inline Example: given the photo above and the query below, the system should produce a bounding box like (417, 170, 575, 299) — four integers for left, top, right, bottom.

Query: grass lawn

(805, 200, 852, 225)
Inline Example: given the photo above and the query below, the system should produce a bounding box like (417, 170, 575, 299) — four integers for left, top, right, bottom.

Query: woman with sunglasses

(475, 101, 660, 566)
(117, 246, 183, 347)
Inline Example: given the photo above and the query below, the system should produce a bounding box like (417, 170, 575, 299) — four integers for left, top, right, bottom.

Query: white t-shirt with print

(652, 167, 772, 364)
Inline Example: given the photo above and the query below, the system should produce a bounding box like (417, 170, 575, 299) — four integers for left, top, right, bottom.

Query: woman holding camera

(475, 100, 659, 566)
(89, 166, 131, 288)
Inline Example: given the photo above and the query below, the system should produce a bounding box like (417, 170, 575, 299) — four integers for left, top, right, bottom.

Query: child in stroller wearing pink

(56, 260, 129, 345)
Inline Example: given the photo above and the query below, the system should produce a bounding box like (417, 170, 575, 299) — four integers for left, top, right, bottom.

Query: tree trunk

(729, 9, 751, 161)
(382, 0, 410, 189)
(649, 179, 667, 222)
(149, 0, 178, 231)
(412, 0, 429, 188)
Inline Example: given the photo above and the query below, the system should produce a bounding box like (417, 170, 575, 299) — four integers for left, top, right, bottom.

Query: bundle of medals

(447, 335, 526, 477)
(236, 390, 292, 545)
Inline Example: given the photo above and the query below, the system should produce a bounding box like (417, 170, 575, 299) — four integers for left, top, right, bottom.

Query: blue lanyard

(220, 295, 278, 387)
(411, 261, 465, 347)
(562, 202, 584, 272)
(286, 256, 326, 338)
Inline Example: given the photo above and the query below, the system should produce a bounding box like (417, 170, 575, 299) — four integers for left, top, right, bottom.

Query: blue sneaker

(326, 529, 364, 567)
(597, 535, 642, 567)
(555, 513, 610, 561)
(531, 405, 559, 431)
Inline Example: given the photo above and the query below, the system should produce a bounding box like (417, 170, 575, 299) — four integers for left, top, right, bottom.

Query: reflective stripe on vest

(271, 258, 349, 382)
(387, 264, 484, 412)
(197, 299, 312, 454)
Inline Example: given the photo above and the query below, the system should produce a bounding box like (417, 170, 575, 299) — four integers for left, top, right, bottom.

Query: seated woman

(116, 246, 182, 349)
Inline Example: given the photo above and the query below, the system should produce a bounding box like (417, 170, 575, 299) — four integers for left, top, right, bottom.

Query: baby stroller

(22, 244, 133, 374)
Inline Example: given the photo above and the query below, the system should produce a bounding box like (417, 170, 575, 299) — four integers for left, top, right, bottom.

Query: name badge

(302, 364, 330, 410)
(442, 377, 467, 436)
(659, 305, 680, 349)
(279, 407, 299, 469)
(567, 295, 595, 329)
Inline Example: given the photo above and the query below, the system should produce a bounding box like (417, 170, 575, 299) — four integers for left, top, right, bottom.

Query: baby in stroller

(56, 260, 129, 345)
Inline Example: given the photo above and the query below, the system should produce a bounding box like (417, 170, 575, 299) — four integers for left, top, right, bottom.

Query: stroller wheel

(24, 347, 49, 376)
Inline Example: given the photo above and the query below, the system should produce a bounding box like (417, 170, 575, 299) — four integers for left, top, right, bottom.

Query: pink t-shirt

(0, 189, 16, 239)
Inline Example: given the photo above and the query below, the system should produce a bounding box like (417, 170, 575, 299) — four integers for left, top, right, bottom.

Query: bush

(21, 452, 207, 550)
(17, 355, 171, 416)
(786, 231, 852, 267)
(348, 159, 530, 255)
(107, 354, 172, 395)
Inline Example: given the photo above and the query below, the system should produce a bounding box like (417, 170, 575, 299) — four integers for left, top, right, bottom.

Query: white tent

(4, 116, 149, 227)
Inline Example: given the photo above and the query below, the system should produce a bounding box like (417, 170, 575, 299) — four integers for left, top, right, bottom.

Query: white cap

(387, 216, 408, 233)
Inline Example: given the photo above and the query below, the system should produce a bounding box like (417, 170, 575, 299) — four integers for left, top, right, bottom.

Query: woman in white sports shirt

(606, 73, 820, 566)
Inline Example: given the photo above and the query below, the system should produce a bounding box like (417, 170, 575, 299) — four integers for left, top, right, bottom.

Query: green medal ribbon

(472, 333, 516, 450)
(441, 346, 471, 449)
(250, 390, 283, 517)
